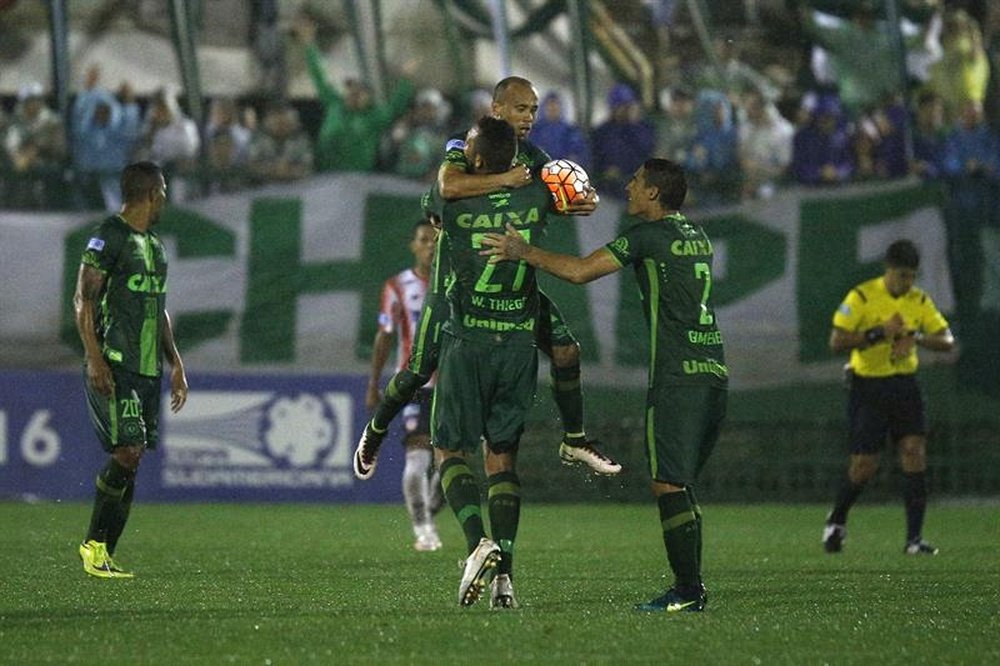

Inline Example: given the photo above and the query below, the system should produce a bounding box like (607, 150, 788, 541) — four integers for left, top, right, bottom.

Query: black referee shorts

(847, 373, 926, 455)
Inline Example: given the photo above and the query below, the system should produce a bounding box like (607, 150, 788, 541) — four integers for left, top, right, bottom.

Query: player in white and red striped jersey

(365, 219, 443, 552)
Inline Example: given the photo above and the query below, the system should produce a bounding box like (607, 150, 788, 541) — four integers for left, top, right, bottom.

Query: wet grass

(1, 502, 998, 664)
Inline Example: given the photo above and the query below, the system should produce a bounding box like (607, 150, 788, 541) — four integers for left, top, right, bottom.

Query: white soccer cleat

(559, 440, 622, 476)
(353, 423, 385, 480)
(458, 537, 500, 606)
(490, 573, 518, 610)
(822, 522, 846, 553)
(413, 524, 442, 552)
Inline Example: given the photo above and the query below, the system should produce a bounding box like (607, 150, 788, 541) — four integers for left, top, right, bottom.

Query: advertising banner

(0, 370, 406, 503)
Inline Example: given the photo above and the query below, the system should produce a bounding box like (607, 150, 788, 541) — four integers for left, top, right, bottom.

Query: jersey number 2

(695, 262, 714, 325)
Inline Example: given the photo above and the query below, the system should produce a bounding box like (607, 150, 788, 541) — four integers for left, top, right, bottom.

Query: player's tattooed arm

(161, 310, 188, 413)
(74, 264, 114, 396)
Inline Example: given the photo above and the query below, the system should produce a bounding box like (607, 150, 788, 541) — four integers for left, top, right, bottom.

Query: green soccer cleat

(635, 586, 707, 613)
(79, 540, 132, 579)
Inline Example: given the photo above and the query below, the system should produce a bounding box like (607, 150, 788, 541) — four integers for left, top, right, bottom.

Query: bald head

(491, 77, 539, 140)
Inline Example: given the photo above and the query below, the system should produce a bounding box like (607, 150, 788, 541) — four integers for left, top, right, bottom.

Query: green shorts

(406, 291, 447, 380)
(84, 363, 162, 452)
(431, 333, 538, 454)
(644, 384, 727, 486)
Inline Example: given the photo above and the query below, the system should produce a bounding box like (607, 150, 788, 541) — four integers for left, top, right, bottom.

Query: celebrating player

(354, 76, 619, 481)
(73, 161, 189, 578)
(481, 159, 727, 613)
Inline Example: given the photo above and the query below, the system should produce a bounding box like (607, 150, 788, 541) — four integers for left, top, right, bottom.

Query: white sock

(403, 447, 432, 533)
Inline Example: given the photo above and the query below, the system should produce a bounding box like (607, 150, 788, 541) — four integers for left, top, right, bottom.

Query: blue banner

(0, 371, 406, 503)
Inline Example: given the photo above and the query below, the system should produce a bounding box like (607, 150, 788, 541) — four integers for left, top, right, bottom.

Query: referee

(823, 239, 955, 555)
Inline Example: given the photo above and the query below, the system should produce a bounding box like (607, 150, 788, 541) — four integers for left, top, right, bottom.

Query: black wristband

(864, 326, 886, 345)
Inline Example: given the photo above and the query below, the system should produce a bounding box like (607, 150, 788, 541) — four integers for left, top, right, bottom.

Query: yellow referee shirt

(832, 276, 949, 377)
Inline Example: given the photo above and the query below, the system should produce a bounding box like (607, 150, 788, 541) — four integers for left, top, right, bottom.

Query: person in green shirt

(73, 161, 189, 579)
(293, 15, 414, 172)
(481, 158, 728, 613)
(430, 116, 553, 609)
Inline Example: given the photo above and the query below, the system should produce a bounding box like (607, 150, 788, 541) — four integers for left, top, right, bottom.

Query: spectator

(247, 101, 313, 184)
(737, 88, 794, 200)
(204, 97, 253, 192)
(928, 9, 991, 122)
(591, 83, 655, 199)
(685, 89, 739, 207)
(293, 15, 414, 172)
(940, 99, 1000, 325)
(3, 81, 68, 208)
(800, 2, 907, 118)
(791, 92, 854, 186)
(855, 95, 910, 181)
(653, 85, 696, 166)
(72, 66, 141, 211)
(697, 35, 780, 104)
(911, 90, 948, 179)
(529, 91, 591, 171)
(135, 86, 200, 199)
(388, 88, 451, 181)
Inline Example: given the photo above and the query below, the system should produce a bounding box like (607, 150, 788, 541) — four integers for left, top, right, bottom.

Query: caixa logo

(160, 391, 354, 489)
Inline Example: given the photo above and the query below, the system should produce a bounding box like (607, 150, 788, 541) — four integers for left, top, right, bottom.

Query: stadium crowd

(0, 0, 998, 212)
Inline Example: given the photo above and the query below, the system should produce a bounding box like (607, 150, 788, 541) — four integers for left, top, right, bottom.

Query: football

(540, 159, 590, 212)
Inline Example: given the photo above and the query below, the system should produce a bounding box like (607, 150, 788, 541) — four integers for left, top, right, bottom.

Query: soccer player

(73, 161, 189, 578)
(481, 159, 728, 613)
(366, 218, 443, 552)
(822, 240, 955, 555)
(354, 76, 620, 480)
(431, 116, 553, 608)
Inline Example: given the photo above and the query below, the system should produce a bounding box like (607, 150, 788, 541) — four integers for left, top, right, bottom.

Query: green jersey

(80, 215, 168, 377)
(443, 133, 551, 173)
(605, 213, 728, 388)
(435, 181, 552, 345)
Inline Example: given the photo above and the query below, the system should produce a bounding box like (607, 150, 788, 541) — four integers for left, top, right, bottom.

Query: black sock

(550, 362, 584, 438)
(686, 486, 703, 575)
(86, 459, 134, 544)
(902, 471, 928, 543)
(439, 457, 485, 554)
(372, 370, 427, 432)
(829, 477, 866, 525)
(107, 480, 135, 555)
(657, 492, 700, 589)
(487, 471, 521, 576)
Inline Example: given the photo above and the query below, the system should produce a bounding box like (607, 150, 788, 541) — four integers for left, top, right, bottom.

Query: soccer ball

(540, 159, 590, 212)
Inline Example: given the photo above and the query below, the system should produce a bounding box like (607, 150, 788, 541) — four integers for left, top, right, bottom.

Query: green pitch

(1, 502, 997, 664)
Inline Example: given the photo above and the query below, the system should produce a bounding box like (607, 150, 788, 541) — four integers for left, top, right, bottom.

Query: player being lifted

(354, 76, 620, 480)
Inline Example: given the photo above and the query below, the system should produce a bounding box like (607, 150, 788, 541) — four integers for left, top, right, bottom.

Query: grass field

(1, 501, 998, 664)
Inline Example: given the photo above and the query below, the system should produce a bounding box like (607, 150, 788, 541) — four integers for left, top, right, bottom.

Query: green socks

(657, 491, 700, 588)
(371, 369, 429, 432)
(439, 457, 485, 553)
(86, 459, 134, 546)
(550, 362, 584, 436)
(488, 471, 521, 575)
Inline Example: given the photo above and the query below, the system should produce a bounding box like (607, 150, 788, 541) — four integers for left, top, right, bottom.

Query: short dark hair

(885, 239, 920, 269)
(470, 116, 517, 174)
(642, 158, 687, 210)
(493, 76, 533, 104)
(412, 218, 434, 238)
(120, 161, 163, 203)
